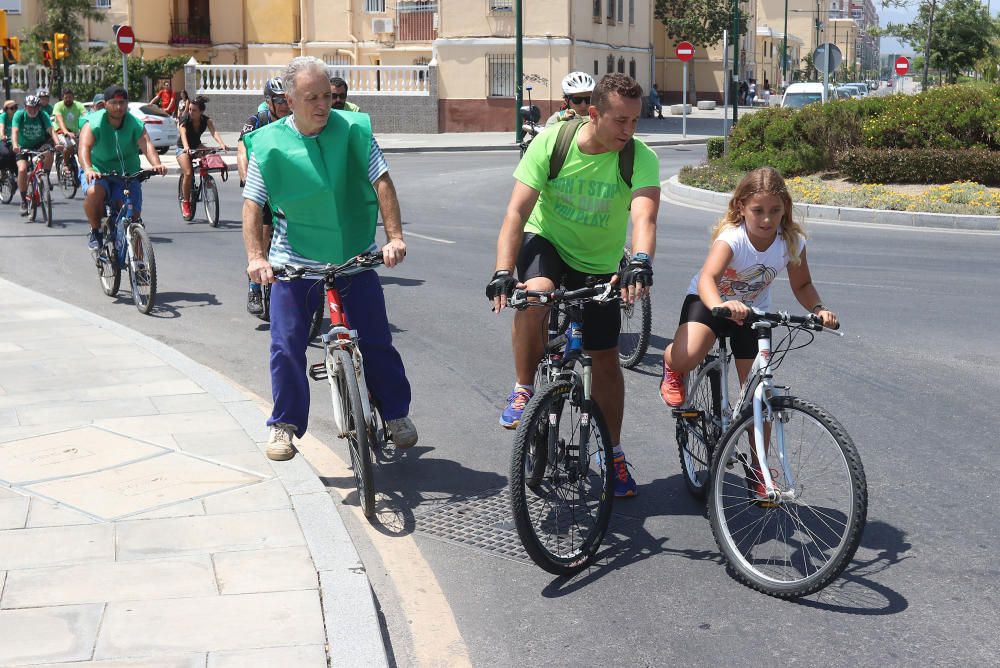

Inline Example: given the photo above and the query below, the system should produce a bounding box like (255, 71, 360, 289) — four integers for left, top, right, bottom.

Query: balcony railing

(396, 2, 437, 42)
(171, 20, 212, 45)
(195, 64, 431, 96)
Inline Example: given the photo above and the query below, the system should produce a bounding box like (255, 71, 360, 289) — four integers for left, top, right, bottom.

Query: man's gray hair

(283, 56, 329, 96)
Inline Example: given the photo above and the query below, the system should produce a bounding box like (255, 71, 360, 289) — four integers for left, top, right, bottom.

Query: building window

(607, 54, 615, 73)
(95, 0, 111, 8)
(607, 0, 614, 22)
(365, 0, 386, 12)
(487, 53, 515, 97)
(629, 58, 636, 79)
(617, 0, 624, 22)
(629, 0, 635, 25)
(593, 0, 601, 23)
(594, 60, 599, 75)
(617, 56, 625, 73)
(489, 0, 513, 13)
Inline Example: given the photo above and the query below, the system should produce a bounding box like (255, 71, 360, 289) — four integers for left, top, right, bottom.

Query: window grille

(487, 53, 515, 97)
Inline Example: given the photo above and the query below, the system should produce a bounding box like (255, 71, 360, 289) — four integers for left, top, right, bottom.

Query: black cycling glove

(486, 270, 518, 301)
(619, 255, 653, 288)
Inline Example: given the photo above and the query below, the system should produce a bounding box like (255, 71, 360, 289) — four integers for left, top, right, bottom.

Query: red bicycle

(178, 147, 228, 227)
(21, 148, 53, 227)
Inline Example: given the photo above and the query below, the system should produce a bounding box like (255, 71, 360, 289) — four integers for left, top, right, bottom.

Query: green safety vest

(245, 111, 378, 265)
(87, 109, 143, 174)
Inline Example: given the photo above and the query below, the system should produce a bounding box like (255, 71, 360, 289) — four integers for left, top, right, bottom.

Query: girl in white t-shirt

(659, 167, 838, 408)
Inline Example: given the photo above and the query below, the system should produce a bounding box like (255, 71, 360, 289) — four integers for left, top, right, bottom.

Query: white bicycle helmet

(36, 87, 49, 97)
(264, 76, 285, 99)
(24, 95, 39, 107)
(562, 71, 595, 96)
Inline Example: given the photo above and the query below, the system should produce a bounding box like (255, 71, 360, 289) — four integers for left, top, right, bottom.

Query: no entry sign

(894, 56, 910, 76)
(675, 41, 695, 62)
(116, 25, 136, 55)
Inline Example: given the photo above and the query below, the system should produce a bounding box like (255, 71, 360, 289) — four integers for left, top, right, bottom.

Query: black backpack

(547, 118, 635, 188)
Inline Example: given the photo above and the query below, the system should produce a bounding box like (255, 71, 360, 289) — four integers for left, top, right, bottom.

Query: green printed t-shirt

(87, 109, 144, 174)
(513, 124, 660, 274)
(11, 109, 52, 149)
(52, 100, 88, 133)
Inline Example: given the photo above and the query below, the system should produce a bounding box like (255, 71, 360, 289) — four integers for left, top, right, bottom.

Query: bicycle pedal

(307, 362, 327, 381)
(672, 408, 700, 419)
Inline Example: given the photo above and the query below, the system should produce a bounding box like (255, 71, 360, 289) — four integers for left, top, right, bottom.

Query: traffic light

(53, 32, 68, 60)
(4, 37, 18, 63)
(41, 40, 53, 67)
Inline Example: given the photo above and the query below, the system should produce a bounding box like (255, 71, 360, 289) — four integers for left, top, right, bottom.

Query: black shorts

(678, 294, 758, 359)
(516, 233, 620, 351)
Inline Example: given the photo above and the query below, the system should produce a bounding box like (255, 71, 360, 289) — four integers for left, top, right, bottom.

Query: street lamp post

(732, 0, 740, 126)
(514, 0, 523, 144)
(782, 0, 789, 84)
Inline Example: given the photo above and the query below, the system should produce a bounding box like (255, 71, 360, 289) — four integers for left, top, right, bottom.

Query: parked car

(847, 83, 869, 98)
(781, 82, 826, 108)
(128, 102, 178, 154)
(834, 86, 855, 100)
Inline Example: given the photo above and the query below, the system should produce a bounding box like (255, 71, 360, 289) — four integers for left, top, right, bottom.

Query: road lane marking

(405, 231, 456, 244)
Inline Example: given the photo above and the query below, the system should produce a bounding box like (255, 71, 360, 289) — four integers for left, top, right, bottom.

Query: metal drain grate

(415, 487, 638, 565)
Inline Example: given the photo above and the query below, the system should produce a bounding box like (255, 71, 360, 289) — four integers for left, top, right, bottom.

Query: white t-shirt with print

(687, 223, 805, 310)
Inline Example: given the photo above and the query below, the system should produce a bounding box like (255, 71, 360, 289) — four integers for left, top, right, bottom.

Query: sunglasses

(4, 105, 16, 110)
(271, 96, 287, 105)
(569, 95, 591, 105)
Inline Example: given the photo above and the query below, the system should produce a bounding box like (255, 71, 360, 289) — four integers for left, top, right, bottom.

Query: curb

(0, 277, 389, 668)
(664, 175, 1000, 231)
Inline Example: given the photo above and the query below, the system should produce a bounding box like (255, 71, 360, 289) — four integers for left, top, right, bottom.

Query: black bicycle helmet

(264, 77, 285, 99)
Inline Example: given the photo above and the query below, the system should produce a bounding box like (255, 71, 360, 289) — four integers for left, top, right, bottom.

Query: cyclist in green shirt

(36, 88, 54, 118)
(11, 94, 57, 215)
(0, 100, 16, 173)
(487, 73, 661, 498)
(78, 85, 167, 250)
(330, 76, 360, 113)
(52, 88, 87, 166)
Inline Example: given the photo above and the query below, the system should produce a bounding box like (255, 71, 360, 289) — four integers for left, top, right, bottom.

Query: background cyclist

(545, 71, 595, 127)
(78, 85, 167, 250)
(36, 88, 54, 118)
(52, 88, 87, 167)
(177, 95, 227, 220)
(487, 73, 661, 498)
(238, 77, 291, 316)
(329, 76, 360, 112)
(10, 94, 57, 216)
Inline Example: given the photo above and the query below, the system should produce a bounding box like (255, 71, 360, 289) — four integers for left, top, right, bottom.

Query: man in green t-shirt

(11, 94, 57, 215)
(53, 88, 87, 162)
(330, 76, 360, 113)
(78, 85, 167, 250)
(487, 73, 661, 497)
(36, 88, 54, 118)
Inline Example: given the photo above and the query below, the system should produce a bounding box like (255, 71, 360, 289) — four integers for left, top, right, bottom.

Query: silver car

(128, 102, 178, 154)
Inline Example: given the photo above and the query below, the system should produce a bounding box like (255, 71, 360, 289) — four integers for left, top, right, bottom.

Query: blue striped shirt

(243, 116, 389, 270)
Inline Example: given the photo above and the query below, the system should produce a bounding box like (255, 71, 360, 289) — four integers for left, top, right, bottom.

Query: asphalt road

(1, 148, 998, 666)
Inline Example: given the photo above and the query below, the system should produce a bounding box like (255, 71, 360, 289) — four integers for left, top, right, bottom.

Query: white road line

(405, 230, 456, 244)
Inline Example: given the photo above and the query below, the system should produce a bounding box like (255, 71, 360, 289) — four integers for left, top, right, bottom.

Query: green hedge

(838, 148, 1000, 185)
(862, 86, 1000, 150)
(706, 136, 725, 160)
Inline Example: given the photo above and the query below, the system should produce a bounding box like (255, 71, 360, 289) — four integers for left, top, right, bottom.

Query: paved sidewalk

(0, 278, 387, 667)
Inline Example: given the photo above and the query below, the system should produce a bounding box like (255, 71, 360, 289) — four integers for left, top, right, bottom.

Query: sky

(878, 0, 999, 56)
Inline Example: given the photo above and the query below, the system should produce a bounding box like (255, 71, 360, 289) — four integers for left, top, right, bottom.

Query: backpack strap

(619, 138, 635, 189)
(548, 118, 585, 181)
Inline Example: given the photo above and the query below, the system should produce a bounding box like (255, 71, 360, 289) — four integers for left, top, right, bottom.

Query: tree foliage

(23, 0, 106, 66)
(654, 0, 748, 48)
(74, 48, 189, 101)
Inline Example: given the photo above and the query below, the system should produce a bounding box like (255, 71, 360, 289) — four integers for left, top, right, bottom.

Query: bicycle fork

(750, 324, 798, 502)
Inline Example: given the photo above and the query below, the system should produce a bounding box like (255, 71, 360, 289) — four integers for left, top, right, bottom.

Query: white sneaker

(386, 416, 418, 449)
(267, 423, 296, 461)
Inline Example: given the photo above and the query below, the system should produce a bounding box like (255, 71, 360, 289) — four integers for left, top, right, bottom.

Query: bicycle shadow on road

(137, 291, 222, 318)
(379, 275, 425, 288)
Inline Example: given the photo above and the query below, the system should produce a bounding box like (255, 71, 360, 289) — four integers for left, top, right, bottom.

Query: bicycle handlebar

(274, 252, 385, 281)
(508, 282, 617, 309)
(95, 169, 159, 183)
(711, 305, 842, 333)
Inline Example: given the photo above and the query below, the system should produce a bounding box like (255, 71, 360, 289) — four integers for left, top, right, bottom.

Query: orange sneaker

(659, 361, 686, 407)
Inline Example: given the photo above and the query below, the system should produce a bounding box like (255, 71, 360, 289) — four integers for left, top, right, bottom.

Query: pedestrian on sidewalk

(242, 56, 418, 461)
(648, 83, 662, 118)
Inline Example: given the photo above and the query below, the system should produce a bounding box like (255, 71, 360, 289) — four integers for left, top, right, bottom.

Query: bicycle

(507, 281, 618, 575)
(256, 280, 325, 342)
(275, 252, 392, 519)
(54, 133, 80, 199)
(518, 86, 542, 158)
(694, 305, 867, 598)
(93, 170, 159, 314)
(21, 149, 53, 227)
(0, 141, 16, 204)
(178, 147, 228, 227)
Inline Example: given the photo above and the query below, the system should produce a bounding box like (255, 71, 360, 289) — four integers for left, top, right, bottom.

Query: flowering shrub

(839, 148, 1000, 185)
(785, 176, 1000, 214)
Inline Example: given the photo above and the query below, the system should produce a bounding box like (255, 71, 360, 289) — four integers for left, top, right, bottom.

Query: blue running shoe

(613, 453, 637, 497)
(499, 387, 533, 429)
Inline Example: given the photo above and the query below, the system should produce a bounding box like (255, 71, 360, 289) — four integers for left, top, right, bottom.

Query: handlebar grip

(711, 306, 732, 319)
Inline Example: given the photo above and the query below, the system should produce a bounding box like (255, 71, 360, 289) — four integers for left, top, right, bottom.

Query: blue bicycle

(94, 170, 158, 314)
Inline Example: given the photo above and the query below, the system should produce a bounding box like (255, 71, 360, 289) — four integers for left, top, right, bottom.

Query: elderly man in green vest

(242, 56, 417, 461)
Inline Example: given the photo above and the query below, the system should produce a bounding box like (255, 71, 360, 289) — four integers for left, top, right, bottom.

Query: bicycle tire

(97, 227, 121, 297)
(618, 292, 651, 368)
(333, 348, 375, 517)
(676, 363, 721, 499)
(509, 380, 615, 575)
(708, 398, 867, 598)
(28, 177, 37, 222)
(203, 175, 219, 227)
(127, 224, 157, 314)
(0, 170, 15, 204)
(57, 153, 77, 199)
(41, 176, 52, 227)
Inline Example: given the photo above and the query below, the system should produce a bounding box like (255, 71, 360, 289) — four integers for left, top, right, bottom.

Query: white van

(781, 82, 826, 109)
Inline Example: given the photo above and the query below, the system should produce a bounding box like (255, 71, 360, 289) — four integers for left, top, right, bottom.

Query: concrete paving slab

(125, 499, 206, 521)
(25, 497, 97, 528)
(81, 379, 207, 401)
(0, 426, 168, 485)
(0, 407, 18, 428)
(212, 545, 316, 595)
(1, 556, 218, 609)
(0, 342, 23, 352)
(207, 644, 327, 667)
(202, 479, 288, 515)
(18, 308, 71, 321)
(150, 393, 220, 414)
(0, 422, 95, 446)
(0, 388, 76, 409)
(321, 570, 389, 668)
(15, 397, 160, 427)
(0, 523, 115, 569)
(95, 409, 245, 441)
(222, 400, 270, 443)
(0, 495, 30, 530)
(27, 453, 263, 520)
(116, 508, 306, 560)
(209, 451, 273, 476)
(172, 429, 259, 456)
(0, 603, 104, 666)
(95, 590, 326, 657)
(24, 654, 206, 668)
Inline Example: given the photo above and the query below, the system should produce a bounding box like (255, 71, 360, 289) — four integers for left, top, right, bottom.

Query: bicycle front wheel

(708, 398, 867, 598)
(0, 169, 15, 204)
(509, 380, 615, 575)
(58, 153, 77, 199)
(28, 179, 38, 222)
(258, 282, 271, 322)
(203, 175, 219, 227)
(332, 348, 374, 517)
(676, 363, 721, 499)
(127, 224, 157, 314)
(618, 292, 651, 369)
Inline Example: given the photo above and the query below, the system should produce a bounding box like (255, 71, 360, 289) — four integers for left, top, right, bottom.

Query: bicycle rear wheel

(333, 348, 375, 517)
(708, 398, 867, 598)
(96, 228, 120, 297)
(618, 292, 651, 368)
(0, 169, 15, 204)
(127, 224, 157, 314)
(510, 380, 614, 575)
(203, 175, 219, 227)
(675, 361, 722, 499)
